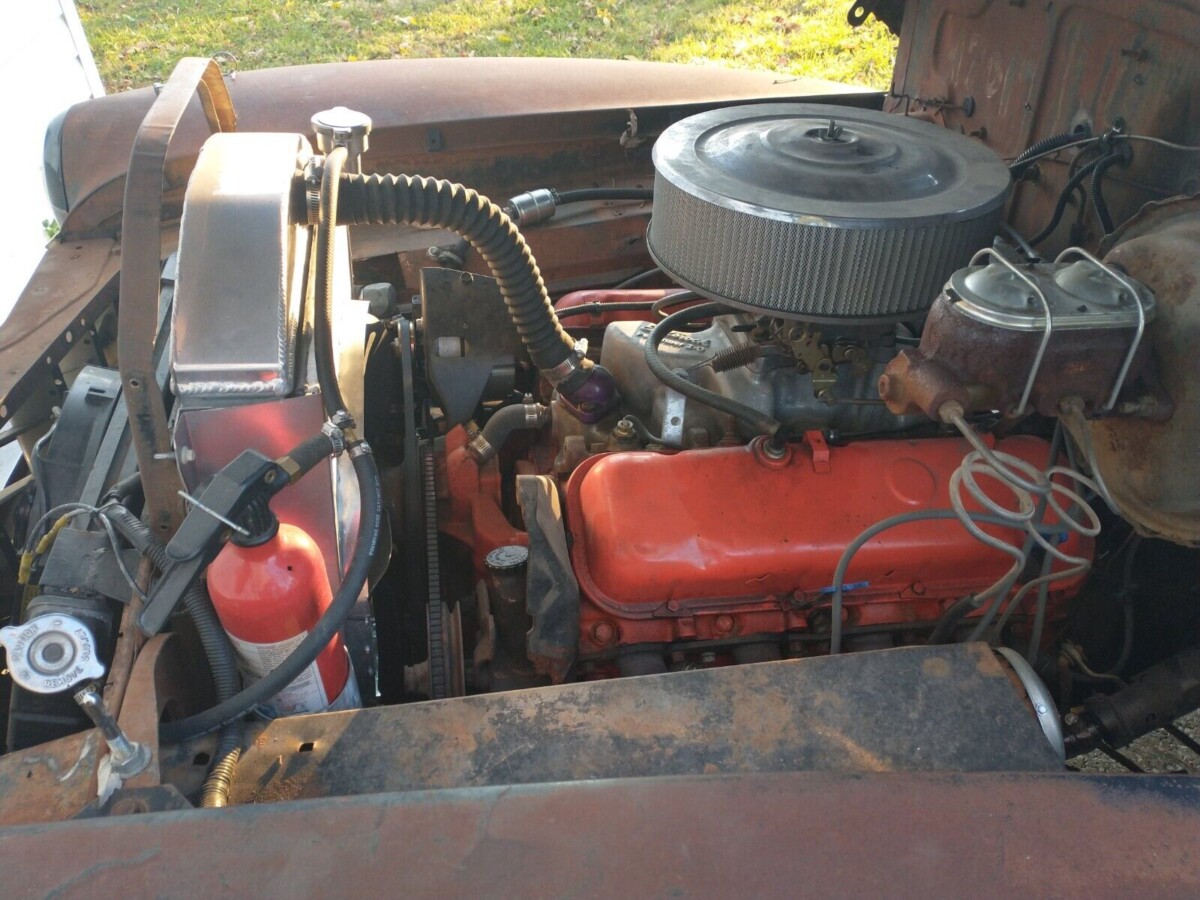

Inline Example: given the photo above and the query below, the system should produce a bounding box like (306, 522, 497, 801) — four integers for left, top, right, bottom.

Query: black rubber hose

(336, 172, 590, 393)
(556, 300, 659, 319)
(102, 473, 144, 505)
(553, 187, 653, 205)
(105, 506, 243, 805)
(314, 146, 350, 417)
(184, 582, 243, 809)
(1090, 153, 1125, 235)
(645, 302, 781, 440)
(927, 594, 978, 644)
(1010, 129, 1091, 175)
(470, 403, 547, 465)
(1029, 155, 1110, 247)
(159, 449, 382, 741)
(281, 432, 340, 478)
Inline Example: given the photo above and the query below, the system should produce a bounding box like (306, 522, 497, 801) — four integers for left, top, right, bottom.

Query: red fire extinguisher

(207, 520, 360, 717)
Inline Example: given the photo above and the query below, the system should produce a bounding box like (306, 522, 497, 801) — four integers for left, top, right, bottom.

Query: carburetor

(878, 248, 1169, 421)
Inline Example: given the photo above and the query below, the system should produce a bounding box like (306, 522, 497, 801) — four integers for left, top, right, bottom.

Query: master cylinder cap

(648, 103, 1011, 322)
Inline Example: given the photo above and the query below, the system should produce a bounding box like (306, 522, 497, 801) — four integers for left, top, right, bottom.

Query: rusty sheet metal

(4, 60, 878, 437)
(0, 238, 119, 425)
(119, 58, 234, 536)
(54, 58, 878, 234)
(1071, 196, 1200, 545)
(115, 634, 200, 791)
(3, 772, 1200, 897)
(211, 643, 1059, 804)
(892, 0, 1200, 257)
(0, 634, 204, 827)
(0, 729, 99, 829)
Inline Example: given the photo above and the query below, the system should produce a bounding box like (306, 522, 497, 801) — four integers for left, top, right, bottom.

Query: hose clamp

(543, 352, 583, 386)
(303, 156, 323, 225)
(348, 440, 374, 459)
(467, 433, 494, 463)
(321, 422, 347, 456)
(524, 403, 546, 428)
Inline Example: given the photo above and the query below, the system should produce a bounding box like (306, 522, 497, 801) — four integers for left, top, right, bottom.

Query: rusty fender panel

(0, 731, 100, 829)
(54, 57, 878, 234)
(208, 643, 1060, 804)
(2, 772, 1200, 898)
(0, 238, 119, 423)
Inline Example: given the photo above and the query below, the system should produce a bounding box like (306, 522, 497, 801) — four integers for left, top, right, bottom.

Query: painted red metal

(554, 288, 686, 328)
(208, 523, 353, 715)
(4, 772, 1199, 897)
(566, 434, 1090, 650)
(439, 426, 529, 573)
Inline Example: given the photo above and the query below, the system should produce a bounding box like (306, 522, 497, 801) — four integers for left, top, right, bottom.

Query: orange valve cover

(565, 435, 1092, 652)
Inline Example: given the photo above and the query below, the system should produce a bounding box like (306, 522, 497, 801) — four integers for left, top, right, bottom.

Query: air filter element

(648, 103, 1010, 322)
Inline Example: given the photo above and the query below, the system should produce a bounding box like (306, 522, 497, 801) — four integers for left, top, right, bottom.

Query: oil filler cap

(0, 614, 105, 694)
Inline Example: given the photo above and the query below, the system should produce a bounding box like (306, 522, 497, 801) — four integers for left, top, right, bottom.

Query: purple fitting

(558, 365, 620, 424)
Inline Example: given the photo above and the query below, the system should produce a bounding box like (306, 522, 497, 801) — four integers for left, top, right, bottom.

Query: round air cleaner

(648, 103, 1011, 322)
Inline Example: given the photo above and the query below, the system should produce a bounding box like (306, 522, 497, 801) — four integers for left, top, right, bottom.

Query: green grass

(78, 0, 897, 93)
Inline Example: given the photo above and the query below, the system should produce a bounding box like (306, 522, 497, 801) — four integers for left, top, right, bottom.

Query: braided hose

(1010, 129, 1091, 175)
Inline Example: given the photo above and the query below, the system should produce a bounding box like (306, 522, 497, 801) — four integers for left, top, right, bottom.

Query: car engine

(3, 42, 1200, 824)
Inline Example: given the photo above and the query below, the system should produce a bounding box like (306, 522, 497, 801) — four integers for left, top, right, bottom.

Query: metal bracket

(1054, 247, 1147, 411)
(119, 58, 235, 537)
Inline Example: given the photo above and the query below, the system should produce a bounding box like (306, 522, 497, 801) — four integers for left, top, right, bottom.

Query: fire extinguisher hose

(158, 447, 384, 741)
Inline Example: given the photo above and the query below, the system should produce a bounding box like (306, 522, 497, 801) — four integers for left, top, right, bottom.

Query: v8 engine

(6, 55, 1200, 821)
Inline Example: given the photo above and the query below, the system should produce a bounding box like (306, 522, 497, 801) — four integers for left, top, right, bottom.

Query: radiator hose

(329, 168, 617, 421)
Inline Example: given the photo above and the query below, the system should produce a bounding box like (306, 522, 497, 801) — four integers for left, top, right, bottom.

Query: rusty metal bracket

(119, 58, 235, 537)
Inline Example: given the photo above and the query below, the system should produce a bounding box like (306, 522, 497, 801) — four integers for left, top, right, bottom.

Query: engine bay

(2, 1, 1200, 836)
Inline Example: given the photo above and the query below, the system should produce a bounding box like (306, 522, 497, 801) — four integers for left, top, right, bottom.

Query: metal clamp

(968, 247, 1052, 416)
(996, 647, 1065, 760)
(543, 352, 584, 386)
(1054, 247, 1147, 411)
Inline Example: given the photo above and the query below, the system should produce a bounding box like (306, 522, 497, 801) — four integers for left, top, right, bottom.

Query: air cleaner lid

(652, 103, 1010, 227)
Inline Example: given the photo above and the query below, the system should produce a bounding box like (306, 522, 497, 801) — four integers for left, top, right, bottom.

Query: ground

(78, 0, 898, 93)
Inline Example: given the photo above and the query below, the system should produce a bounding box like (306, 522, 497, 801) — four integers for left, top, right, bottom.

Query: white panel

(0, 0, 104, 324)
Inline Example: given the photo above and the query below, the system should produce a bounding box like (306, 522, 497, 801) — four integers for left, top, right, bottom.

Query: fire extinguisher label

(228, 632, 330, 716)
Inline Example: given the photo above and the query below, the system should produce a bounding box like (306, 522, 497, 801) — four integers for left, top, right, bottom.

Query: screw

(592, 621, 616, 645)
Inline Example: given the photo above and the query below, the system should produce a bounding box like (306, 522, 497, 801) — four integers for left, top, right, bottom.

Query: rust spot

(922, 657, 952, 679)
